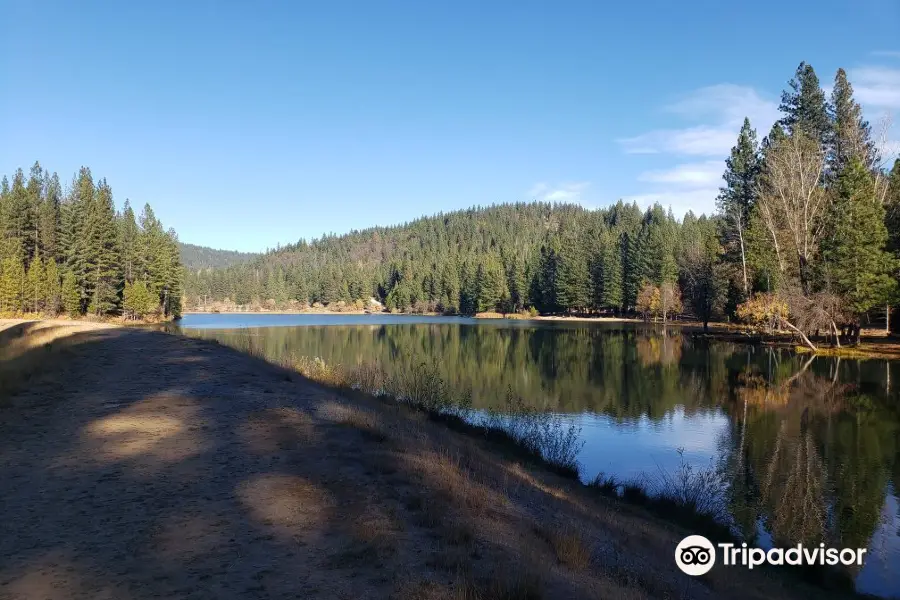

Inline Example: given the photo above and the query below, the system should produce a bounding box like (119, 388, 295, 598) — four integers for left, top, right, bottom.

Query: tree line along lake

(173, 313, 900, 598)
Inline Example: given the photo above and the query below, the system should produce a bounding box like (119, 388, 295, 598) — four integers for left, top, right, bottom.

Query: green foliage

(0, 250, 25, 313)
(44, 259, 61, 314)
(475, 255, 507, 313)
(556, 224, 590, 313)
(829, 68, 876, 174)
(185, 200, 705, 319)
(886, 159, 900, 257)
(61, 270, 81, 317)
(0, 162, 182, 318)
(25, 255, 46, 313)
(123, 280, 159, 320)
(592, 226, 622, 311)
(179, 242, 258, 270)
(83, 179, 122, 315)
(679, 215, 725, 328)
(718, 118, 760, 298)
(778, 62, 830, 144)
(820, 159, 897, 317)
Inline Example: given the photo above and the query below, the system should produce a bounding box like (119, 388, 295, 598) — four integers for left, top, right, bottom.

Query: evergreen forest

(0, 164, 183, 320)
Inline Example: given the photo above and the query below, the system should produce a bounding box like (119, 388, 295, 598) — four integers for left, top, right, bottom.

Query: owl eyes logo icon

(675, 535, 716, 576)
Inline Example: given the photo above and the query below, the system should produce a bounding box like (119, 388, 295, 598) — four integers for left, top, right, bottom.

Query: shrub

(483, 388, 583, 477)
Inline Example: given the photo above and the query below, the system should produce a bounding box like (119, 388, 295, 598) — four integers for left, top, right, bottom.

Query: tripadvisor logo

(675, 535, 867, 576)
(675, 535, 716, 575)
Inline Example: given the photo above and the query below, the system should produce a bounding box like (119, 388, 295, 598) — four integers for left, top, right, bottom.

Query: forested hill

(184, 200, 707, 315)
(185, 62, 900, 335)
(179, 243, 258, 270)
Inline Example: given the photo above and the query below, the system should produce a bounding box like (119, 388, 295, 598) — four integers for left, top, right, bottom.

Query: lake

(175, 313, 900, 597)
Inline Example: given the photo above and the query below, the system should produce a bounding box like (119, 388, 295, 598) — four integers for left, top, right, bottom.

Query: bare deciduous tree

(756, 132, 829, 294)
(873, 113, 895, 206)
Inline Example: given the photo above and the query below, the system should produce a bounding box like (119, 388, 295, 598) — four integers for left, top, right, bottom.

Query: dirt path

(0, 323, 851, 599)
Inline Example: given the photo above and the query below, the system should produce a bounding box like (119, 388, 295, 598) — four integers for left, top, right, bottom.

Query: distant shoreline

(180, 310, 900, 360)
(184, 309, 642, 321)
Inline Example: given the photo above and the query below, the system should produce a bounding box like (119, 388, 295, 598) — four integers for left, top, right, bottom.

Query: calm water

(175, 313, 900, 597)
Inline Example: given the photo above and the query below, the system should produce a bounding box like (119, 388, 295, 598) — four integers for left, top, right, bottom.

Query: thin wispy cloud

(638, 161, 723, 187)
(664, 84, 780, 127)
(871, 50, 900, 59)
(849, 65, 900, 110)
(619, 126, 737, 156)
(528, 181, 590, 203)
(618, 85, 779, 157)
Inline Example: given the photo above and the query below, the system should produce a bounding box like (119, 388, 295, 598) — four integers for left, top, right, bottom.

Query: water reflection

(175, 316, 900, 597)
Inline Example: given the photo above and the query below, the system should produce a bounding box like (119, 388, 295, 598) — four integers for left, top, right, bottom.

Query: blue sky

(2, 0, 899, 252)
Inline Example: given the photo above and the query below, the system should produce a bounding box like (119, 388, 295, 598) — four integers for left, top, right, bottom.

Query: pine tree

(119, 200, 140, 283)
(319, 263, 341, 304)
(385, 280, 411, 311)
(161, 228, 184, 317)
(887, 159, 900, 256)
(459, 259, 478, 316)
(821, 159, 897, 328)
(65, 167, 95, 311)
(439, 260, 460, 313)
(38, 171, 61, 262)
(829, 68, 876, 175)
(61, 270, 81, 317)
(621, 231, 643, 311)
(44, 258, 61, 314)
(84, 179, 122, 315)
(123, 280, 158, 320)
(533, 243, 560, 314)
(6, 170, 34, 258)
(23, 162, 42, 264)
(640, 205, 677, 286)
(505, 253, 528, 312)
(293, 265, 310, 304)
(680, 216, 724, 330)
(0, 176, 9, 240)
(25, 255, 46, 313)
(597, 227, 623, 310)
(0, 242, 25, 313)
(556, 225, 590, 313)
(718, 118, 760, 297)
(779, 62, 830, 145)
(475, 256, 506, 313)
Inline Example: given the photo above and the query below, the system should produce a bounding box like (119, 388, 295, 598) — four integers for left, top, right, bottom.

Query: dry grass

(452, 568, 543, 600)
(0, 319, 116, 400)
(327, 508, 400, 569)
(333, 403, 389, 443)
(393, 569, 543, 600)
(400, 445, 497, 527)
(538, 522, 591, 571)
